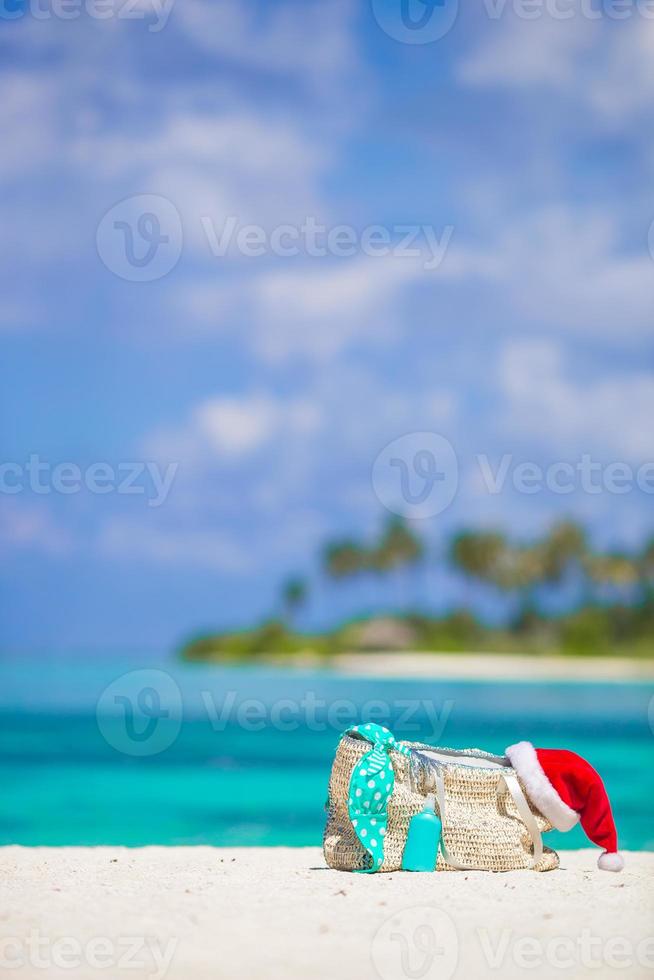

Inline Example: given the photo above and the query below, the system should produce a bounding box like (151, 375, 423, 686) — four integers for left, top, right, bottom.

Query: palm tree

(637, 538, 654, 631)
(586, 552, 640, 606)
(322, 537, 368, 623)
(449, 530, 508, 588)
(369, 516, 424, 607)
(371, 516, 423, 571)
(639, 537, 654, 588)
(322, 539, 365, 580)
(281, 576, 308, 625)
(449, 526, 569, 627)
(538, 520, 587, 585)
(505, 520, 587, 626)
(448, 529, 512, 619)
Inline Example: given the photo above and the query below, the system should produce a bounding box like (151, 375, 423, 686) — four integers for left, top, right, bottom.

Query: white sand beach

(265, 651, 654, 681)
(1, 846, 652, 980)
(328, 652, 654, 681)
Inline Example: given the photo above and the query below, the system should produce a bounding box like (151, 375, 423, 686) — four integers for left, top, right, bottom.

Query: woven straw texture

(323, 735, 559, 873)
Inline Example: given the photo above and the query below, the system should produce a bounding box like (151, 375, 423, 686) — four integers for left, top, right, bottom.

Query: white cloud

(461, 14, 654, 124)
(251, 251, 453, 364)
(585, 20, 654, 121)
(467, 207, 654, 340)
(82, 110, 327, 197)
(195, 395, 278, 457)
(175, 0, 361, 99)
(460, 13, 591, 88)
(0, 72, 60, 180)
(0, 500, 73, 555)
(172, 251, 447, 364)
(101, 365, 460, 571)
(146, 390, 324, 463)
(143, 370, 458, 518)
(0, 17, 338, 291)
(70, 109, 333, 266)
(252, 259, 394, 364)
(236, 205, 653, 363)
(497, 337, 654, 459)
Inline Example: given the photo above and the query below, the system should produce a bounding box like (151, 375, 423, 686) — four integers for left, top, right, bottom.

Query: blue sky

(1, 0, 653, 653)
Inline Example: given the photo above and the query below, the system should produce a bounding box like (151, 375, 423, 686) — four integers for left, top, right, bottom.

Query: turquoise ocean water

(0, 658, 652, 851)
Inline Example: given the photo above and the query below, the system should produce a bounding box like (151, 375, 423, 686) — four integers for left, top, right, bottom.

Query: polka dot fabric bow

(346, 723, 411, 872)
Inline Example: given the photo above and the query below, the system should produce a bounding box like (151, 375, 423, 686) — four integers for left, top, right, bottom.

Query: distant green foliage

(180, 599, 654, 662)
(182, 620, 333, 662)
(180, 519, 654, 662)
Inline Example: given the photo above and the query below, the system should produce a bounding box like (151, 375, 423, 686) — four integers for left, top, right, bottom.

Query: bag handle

(432, 767, 543, 870)
(500, 772, 543, 868)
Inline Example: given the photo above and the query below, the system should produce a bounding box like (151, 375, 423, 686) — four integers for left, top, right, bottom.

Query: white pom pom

(597, 851, 624, 872)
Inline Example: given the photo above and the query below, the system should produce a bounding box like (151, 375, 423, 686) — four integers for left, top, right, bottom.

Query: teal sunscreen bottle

(401, 794, 441, 872)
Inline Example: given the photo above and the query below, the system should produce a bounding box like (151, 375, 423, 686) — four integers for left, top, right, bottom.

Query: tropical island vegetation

(180, 518, 654, 662)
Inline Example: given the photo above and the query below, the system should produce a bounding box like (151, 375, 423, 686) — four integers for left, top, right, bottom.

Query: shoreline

(2, 846, 652, 979)
(266, 651, 654, 682)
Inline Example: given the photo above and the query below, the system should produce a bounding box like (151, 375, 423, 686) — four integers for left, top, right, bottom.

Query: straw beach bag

(323, 725, 559, 873)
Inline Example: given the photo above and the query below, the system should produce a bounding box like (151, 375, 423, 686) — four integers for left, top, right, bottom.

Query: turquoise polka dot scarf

(345, 723, 411, 872)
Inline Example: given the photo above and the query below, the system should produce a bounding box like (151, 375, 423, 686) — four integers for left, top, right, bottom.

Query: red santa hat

(505, 741, 624, 872)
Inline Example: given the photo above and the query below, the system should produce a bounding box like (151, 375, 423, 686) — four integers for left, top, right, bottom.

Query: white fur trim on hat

(598, 851, 624, 872)
(505, 741, 579, 832)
